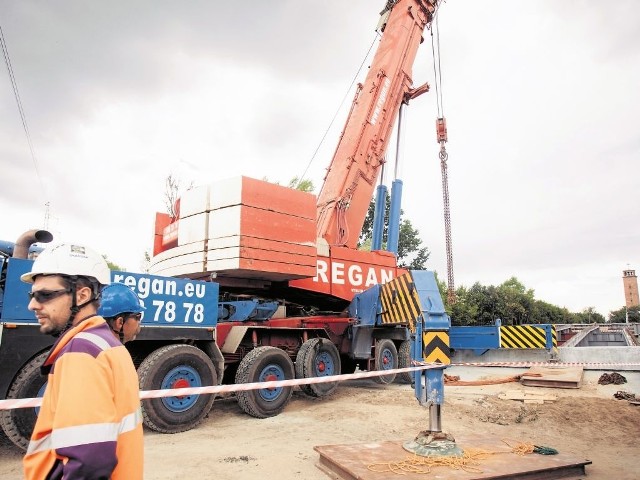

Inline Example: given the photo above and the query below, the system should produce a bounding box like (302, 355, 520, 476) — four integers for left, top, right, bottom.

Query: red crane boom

(316, 0, 440, 249)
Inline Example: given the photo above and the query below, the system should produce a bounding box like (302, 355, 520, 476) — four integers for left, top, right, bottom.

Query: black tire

(397, 339, 413, 384)
(340, 355, 360, 374)
(235, 346, 294, 418)
(295, 338, 341, 398)
(0, 350, 49, 451)
(138, 344, 216, 433)
(373, 339, 398, 384)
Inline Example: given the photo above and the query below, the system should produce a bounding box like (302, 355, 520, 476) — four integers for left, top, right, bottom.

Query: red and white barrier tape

(0, 363, 446, 411)
(449, 361, 640, 368)
(3, 360, 638, 411)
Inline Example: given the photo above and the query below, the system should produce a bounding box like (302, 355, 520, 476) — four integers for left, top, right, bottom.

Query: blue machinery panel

(2, 259, 219, 327)
(450, 319, 556, 355)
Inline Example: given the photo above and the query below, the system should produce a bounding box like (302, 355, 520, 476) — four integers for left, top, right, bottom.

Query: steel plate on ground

(314, 434, 591, 480)
(520, 366, 584, 389)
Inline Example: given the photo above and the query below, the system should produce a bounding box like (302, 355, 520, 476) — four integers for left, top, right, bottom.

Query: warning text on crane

(370, 77, 391, 125)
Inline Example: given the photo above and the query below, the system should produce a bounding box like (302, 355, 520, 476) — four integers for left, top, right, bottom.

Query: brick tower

(622, 269, 639, 308)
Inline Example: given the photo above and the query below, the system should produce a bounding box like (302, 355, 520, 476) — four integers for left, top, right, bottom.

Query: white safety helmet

(21, 243, 111, 285)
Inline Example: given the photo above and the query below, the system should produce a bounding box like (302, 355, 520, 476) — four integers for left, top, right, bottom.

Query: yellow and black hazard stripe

(500, 325, 549, 349)
(422, 331, 450, 364)
(379, 272, 421, 332)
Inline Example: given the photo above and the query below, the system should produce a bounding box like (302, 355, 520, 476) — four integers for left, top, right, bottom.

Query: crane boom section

(316, 0, 438, 248)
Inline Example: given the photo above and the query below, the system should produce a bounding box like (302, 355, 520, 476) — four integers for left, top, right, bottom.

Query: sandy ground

(1, 366, 639, 479)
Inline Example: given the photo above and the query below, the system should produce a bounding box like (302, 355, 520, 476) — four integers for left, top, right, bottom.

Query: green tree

(574, 307, 606, 324)
(608, 305, 640, 323)
(443, 277, 594, 326)
(261, 176, 315, 193)
(496, 277, 535, 325)
(437, 273, 612, 327)
(499, 277, 535, 299)
(533, 301, 577, 324)
(103, 255, 124, 271)
(468, 283, 504, 325)
(358, 194, 430, 269)
(288, 177, 314, 193)
(447, 284, 480, 326)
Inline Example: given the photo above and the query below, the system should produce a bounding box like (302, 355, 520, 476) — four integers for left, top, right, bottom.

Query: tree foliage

(103, 255, 124, 272)
(441, 276, 608, 326)
(261, 176, 315, 193)
(358, 194, 430, 269)
(288, 177, 314, 193)
(608, 305, 640, 323)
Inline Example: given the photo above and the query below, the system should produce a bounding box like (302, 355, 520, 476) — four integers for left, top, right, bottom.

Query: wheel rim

(161, 365, 202, 412)
(258, 363, 286, 402)
(380, 348, 394, 370)
(314, 351, 336, 376)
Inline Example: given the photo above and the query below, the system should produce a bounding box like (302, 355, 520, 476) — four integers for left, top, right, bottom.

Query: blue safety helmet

(98, 283, 145, 319)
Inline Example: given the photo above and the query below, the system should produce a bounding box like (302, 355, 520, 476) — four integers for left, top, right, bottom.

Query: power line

(296, 32, 381, 189)
(0, 21, 48, 201)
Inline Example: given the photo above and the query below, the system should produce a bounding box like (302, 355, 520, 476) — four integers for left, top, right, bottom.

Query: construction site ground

(1, 366, 638, 479)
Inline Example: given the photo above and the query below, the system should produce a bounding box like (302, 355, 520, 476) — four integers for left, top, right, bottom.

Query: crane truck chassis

(0, 231, 430, 451)
(0, 232, 557, 453)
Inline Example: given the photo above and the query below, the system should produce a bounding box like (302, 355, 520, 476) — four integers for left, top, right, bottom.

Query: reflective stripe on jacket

(23, 316, 143, 480)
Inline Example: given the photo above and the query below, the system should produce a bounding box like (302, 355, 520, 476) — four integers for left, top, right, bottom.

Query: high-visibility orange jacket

(23, 315, 143, 479)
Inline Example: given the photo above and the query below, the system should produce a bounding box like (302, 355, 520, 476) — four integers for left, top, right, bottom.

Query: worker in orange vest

(21, 243, 143, 479)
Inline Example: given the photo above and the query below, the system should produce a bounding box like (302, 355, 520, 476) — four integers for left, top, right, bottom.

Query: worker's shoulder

(63, 322, 122, 358)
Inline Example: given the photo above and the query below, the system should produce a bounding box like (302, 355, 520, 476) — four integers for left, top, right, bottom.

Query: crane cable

(430, 12, 456, 305)
(431, 11, 445, 119)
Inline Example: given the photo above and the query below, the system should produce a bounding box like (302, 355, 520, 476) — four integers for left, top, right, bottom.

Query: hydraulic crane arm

(316, 0, 440, 248)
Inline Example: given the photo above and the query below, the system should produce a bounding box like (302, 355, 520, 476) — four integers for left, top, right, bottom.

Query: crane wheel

(397, 340, 414, 384)
(235, 346, 294, 418)
(373, 339, 398, 384)
(137, 344, 216, 433)
(295, 338, 341, 398)
(0, 350, 49, 451)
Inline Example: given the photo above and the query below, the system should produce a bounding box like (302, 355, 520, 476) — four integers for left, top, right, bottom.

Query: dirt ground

(1, 367, 638, 479)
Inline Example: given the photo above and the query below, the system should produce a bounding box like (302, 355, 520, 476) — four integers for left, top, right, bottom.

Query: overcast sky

(1, 1, 638, 317)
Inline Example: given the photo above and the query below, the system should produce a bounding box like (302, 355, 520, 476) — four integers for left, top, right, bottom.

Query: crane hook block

(436, 117, 448, 144)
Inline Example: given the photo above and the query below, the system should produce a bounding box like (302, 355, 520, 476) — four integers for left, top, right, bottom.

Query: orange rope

(443, 373, 527, 386)
(501, 438, 535, 456)
(367, 449, 492, 475)
(367, 440, 536, 475)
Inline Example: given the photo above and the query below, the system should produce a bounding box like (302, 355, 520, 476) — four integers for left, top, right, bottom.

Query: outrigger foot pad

(403, 430, 464, 457)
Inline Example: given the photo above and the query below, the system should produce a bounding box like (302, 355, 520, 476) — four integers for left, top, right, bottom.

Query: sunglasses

(28, 288, 71, 303)
(127, 313, 143, 322)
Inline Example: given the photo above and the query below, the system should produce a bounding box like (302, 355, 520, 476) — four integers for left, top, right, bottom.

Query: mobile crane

(148, 0, 445, 414)
(1, 0, 449, 452)
(148, 0, 446, 419)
